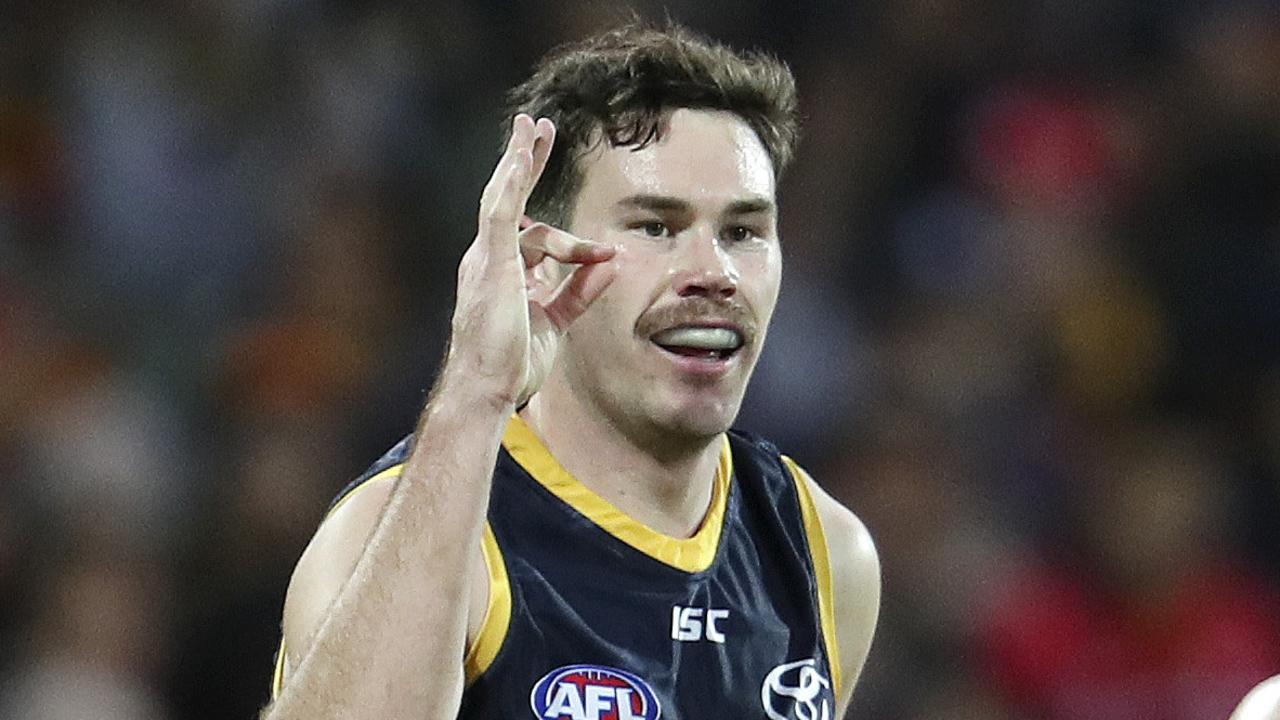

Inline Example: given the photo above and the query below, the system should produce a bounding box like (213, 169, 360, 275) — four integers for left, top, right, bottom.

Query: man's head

(506, 23, 799, 230)
(513, 24, 799, 447)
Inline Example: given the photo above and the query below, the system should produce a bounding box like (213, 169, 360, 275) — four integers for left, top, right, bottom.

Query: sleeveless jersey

(272, 414, 843, 720)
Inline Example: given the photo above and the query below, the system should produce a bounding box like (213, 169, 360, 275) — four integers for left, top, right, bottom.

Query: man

(264, 23, 879, 720)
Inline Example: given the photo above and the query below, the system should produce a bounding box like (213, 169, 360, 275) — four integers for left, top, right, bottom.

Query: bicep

(277, 476, 492, 690)
(281, 477, 399, 672)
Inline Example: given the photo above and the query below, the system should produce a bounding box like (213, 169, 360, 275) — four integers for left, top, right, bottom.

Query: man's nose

(672, 228, 738, 299)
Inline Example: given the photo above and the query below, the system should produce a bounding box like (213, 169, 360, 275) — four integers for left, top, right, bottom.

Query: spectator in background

(0, 549, 172, 720)
(979, 422, 1280, 720)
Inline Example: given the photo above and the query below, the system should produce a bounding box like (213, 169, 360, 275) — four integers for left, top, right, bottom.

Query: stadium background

(1, 1, 1278, 718)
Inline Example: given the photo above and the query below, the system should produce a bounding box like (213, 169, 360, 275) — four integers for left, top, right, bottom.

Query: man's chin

(650, 396, 741, 441)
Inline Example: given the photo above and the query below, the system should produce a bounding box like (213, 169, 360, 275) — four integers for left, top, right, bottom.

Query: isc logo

(670, 605, 729, 643)
(529, 664, 662, 720)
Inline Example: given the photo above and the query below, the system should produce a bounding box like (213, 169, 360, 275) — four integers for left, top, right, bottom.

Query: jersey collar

(502, 413, 732, 573)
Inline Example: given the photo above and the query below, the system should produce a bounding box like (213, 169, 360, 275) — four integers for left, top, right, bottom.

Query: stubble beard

(574, 344, 756, 462)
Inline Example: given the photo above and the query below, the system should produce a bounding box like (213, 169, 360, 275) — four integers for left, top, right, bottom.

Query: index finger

(519, 223, 617, 267)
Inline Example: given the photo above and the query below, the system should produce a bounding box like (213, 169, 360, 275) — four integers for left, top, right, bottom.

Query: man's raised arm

(263, 114, 616, 720)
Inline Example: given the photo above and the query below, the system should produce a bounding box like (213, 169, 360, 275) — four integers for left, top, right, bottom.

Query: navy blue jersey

(273, 414, 843, 720)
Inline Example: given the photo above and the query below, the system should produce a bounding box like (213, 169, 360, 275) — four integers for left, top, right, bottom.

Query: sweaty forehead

(576, 109, 776, 212)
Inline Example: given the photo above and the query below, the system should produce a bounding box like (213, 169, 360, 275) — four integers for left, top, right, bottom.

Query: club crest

(760, 658, 832, 720)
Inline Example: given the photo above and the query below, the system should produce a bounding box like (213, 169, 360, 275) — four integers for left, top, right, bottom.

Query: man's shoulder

(736, 437, 880, 618)
(357, 434, 416, 482)
(327, 434, 416, 515)
(725, 426, 781, 455)
(724, 428, 793, 484)
(725, 430, 871, 558)
(780, 454, 880, 710)
(779, 457, 878, 581)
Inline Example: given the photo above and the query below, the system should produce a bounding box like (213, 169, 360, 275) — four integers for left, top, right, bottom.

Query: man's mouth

(650, 325, 745, 361)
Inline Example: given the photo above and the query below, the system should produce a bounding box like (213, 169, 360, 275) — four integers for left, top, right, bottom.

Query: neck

(521, 379, 723, 539)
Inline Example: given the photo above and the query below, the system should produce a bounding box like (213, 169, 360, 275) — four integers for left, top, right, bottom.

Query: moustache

(634, 297, 758, 344)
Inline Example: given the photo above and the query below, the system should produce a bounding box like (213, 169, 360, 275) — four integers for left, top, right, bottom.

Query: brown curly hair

(505, 23, 799, 228)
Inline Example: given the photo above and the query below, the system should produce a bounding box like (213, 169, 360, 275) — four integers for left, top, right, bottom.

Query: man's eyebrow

(615, 194, 692, 212)
(614, 194, 776, 216)
(725, 198, 775, 216)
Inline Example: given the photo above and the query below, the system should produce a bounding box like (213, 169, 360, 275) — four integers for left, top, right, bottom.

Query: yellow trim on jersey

(269, 517, 509, 697)
(325, 464, 405, 519)
(269, 462, 411, 700)
(502, 413, 731, 573)
(783, 455, 844, 697)
(271, 637, 287, 700)
(464, 522, 511, 684)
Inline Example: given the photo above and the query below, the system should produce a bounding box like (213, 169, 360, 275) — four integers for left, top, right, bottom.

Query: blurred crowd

(2, 1, 1278, 719)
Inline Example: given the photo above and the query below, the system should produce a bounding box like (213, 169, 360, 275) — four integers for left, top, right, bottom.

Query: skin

(1231, 676, 1280, 720)
(523, 108, 783, 537)
(264, 109, 880, 720)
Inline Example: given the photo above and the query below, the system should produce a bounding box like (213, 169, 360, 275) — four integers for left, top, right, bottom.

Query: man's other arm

(800, 468, 881, 717)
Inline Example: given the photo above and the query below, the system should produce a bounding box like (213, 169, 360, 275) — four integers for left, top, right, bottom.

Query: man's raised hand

(448, 114, 617, 407)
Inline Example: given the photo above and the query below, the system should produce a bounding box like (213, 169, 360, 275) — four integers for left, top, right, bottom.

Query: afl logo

(530, 664, 662, 720)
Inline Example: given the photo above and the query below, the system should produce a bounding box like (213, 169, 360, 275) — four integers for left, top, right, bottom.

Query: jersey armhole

(269, 522, 511, 699)
(269, 519, 512, 698)
(463, 522, 512, 685)
(781, 455, 844, 697)
(270, 466, 405, 702)
(271, 637, 287, 700)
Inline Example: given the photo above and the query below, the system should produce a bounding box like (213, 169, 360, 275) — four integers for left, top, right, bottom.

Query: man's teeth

(652, 326, 743, 351)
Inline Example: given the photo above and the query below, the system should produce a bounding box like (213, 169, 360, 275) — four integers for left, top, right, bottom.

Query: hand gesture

(447, 114, 617, 407)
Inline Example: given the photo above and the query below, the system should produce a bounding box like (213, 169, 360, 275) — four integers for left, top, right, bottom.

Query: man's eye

(725, 226, 755, 242)
(640, 222, 669, 237)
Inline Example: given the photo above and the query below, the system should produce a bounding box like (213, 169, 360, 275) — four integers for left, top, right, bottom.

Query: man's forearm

(267, 379, 513, 720)
(265, 113, 591, 720)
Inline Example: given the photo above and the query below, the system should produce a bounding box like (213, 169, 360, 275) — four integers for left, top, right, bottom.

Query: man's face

(556, 108, 782, 442)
